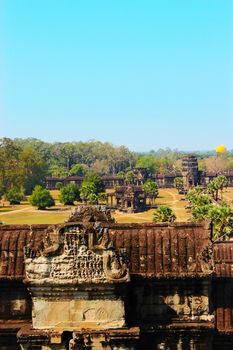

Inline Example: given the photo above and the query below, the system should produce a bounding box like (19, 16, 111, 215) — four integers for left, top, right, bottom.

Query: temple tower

(182, 155, 199, 191)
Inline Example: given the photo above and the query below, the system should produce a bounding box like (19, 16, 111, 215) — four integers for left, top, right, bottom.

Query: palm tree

(208, 202, 233, 240)
(215, 175, 228, 200)
(153, 205, 176, 223)
(174, 177, 184, 193)
(143, 179, 158, 204)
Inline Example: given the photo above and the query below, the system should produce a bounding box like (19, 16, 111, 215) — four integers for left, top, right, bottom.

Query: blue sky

(1, 0, 233, 151)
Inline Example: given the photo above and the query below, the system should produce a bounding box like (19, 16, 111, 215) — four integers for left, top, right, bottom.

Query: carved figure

(24, 225, 63, 258)
(104, 250, 129, 281)
(199, 243, 213, 274)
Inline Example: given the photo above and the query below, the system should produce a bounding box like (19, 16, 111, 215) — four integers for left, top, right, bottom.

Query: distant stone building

(113, 185, 147, 213)
(181, 154, 199, 191)
(45, 155, 233, 191)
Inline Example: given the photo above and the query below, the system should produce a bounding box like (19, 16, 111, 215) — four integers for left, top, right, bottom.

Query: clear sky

(1, 0, 233, 152)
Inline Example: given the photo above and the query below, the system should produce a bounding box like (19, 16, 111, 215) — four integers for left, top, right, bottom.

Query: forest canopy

(1, 137, 233, 195)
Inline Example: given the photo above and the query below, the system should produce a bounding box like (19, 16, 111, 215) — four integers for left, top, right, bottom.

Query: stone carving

(24, 222, 129, 284)
(164, 294, 211, 320)
(186, 242, 213, 275)
(69, 333, 92, 350)
(25, 225, 63, 258)
(66, 205, 115, 223)
(199, 243, 214, 274)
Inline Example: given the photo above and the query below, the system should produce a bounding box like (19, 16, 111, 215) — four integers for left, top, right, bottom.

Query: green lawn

(1, 187, 233, 225)
(0, 188, 188, 224)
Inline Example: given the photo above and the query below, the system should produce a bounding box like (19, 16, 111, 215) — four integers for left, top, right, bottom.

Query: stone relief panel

(164, 294, 211, 321)
(24, 223, 129, 284)
(132, 282, 214, 323)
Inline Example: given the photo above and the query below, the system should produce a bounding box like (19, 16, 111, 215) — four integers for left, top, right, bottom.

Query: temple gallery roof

(0, 223, 213, 280)
(0, 206, 231, 281)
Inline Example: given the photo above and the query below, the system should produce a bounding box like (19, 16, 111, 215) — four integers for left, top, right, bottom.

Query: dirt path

(161, 190, 179, 202)
(0, 206, 32, 215)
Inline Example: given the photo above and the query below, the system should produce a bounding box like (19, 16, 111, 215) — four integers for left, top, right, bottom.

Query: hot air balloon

(215, 145, 227, 154)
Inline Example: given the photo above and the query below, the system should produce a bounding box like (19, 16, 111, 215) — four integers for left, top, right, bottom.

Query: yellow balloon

(215, 145, 227, 154)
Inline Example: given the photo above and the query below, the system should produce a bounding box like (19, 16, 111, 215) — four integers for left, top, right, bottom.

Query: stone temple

(1, 206, 233, 349)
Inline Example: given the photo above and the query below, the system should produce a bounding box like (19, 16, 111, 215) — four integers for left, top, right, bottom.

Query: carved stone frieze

(164, 293, 213, 321)
(24, 222, 129, 284)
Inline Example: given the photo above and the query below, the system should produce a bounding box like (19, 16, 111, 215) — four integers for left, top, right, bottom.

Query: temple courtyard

(1, 187, 233, 225)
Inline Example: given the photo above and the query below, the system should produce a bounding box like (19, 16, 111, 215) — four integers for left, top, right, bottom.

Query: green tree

(174, 177, 184, 193)
(80, 183, 97, 202)
(5, 187, 24, 205)
(69, 164, 87, 176)
(80, 173, 105, 204)
(143, 179, 158, 204)
(207, 181, 217, 200)
(153, 205, 176, 223)
(48, 164, 69, 178)
(215, 175, 228, 200)
(86, 192, 99, 205)
(189, 198, 233, 240)
(0, 138, 23, 192)
(0, 186, 4, 201)
(19, 146, 48, 194)
(136, 155, 159, 173)
(30, 185, 55, 210)
(208, 202, 233, 240)
(207, 176, 228, 201)
(59, 183, 80, 205)
(186, 186, 205, 204)
(60, 143, 77, 170)
(82, 173, 105, 193)
(191, 204, 213, 222)
(187, 193, 211, 207)
(125, 170, 135, 184)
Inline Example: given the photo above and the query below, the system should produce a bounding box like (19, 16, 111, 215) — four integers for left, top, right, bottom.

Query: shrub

(5, 187, 24, 205)
(30, 185, 55, 210)
(59, 183, 80, 205)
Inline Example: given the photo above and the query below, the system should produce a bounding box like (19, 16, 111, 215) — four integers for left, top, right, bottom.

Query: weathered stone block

(32, 298, 126, 330)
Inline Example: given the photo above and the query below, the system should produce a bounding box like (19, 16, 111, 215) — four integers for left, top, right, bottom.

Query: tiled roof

(213, 241, 233, 277)
(109, 222, 211, 278)
(0, 221, 212, 280)
(0, 225, 48, 279)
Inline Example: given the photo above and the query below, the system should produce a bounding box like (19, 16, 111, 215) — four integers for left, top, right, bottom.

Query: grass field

(1, 188, 233, 225)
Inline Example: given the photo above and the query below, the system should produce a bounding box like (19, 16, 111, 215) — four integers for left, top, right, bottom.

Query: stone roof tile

(0, 222, 212, 280)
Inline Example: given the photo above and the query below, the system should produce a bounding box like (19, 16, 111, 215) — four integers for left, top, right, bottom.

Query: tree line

(0, 137, 180, 196)
(1, 137, 233, 199)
